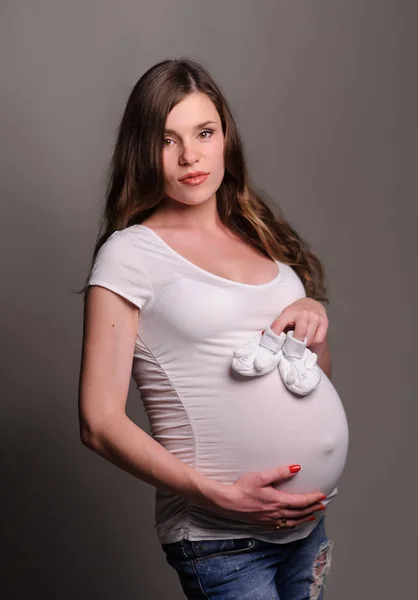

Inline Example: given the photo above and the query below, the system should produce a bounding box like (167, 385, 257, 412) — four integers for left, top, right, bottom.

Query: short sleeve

(87, 231, 153, 310)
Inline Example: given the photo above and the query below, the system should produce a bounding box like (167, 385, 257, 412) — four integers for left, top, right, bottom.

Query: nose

(179, 140, 199, 165)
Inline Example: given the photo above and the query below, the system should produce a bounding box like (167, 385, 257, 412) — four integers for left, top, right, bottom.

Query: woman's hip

(161, 516, 333, 599)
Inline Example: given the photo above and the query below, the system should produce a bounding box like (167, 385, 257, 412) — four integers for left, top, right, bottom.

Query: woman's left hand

(271, 298, 328, 349)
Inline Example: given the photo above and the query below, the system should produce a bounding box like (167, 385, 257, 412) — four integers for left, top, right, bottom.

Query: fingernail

(318, 504, 326, 511)
(308, 516, 316, 521)
(320, 494, 327, 500)
(289, 464, 301, 473)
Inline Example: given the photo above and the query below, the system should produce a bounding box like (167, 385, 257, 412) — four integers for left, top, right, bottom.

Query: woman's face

(162, 92, 225, 208)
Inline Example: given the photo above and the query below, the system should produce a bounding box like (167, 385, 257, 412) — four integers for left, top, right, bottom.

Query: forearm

(82, 411, 228, 511)
(312, 342, 332, 379)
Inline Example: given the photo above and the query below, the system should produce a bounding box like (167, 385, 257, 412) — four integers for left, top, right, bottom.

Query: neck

(151, 194, 224, 232)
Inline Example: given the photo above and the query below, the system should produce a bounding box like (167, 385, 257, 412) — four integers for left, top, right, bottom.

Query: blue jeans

(161, 517, 333, 599)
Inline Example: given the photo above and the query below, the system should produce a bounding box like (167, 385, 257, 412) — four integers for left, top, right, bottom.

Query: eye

(199, 129, 214, 139)
(163, 137, 174, 147)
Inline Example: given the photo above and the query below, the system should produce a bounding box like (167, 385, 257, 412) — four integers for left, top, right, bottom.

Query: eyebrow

(163, 120, 218, 135)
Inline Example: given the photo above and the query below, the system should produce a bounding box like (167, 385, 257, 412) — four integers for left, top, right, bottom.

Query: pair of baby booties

(231, 327, 322, 396)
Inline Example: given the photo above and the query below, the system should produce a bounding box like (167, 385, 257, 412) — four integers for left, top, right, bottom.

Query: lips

(179, 173, 209, 186)
(179, 171, 209, 181)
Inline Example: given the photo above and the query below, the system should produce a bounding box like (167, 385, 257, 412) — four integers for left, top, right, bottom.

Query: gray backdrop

(1, 1, 417, 598)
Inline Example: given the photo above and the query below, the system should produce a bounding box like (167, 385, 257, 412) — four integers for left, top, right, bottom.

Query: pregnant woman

(78, 57, 349, 599)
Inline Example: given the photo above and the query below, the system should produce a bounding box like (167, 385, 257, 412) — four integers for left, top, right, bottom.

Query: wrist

(312, 344, 332, 378)
(310, 336, 329, 356)
(186, 470, 233, 512)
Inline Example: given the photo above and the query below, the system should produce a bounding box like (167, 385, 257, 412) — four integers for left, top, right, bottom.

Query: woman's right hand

(216, 464, 327, 529)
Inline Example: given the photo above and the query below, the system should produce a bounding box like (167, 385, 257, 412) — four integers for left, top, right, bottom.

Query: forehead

(165, 92, 220, 130)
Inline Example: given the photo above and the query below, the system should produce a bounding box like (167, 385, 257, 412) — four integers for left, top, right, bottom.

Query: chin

(165, 189, 219, 207)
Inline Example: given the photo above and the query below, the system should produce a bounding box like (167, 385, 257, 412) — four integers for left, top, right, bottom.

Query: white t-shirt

(87, 224, 349, 544)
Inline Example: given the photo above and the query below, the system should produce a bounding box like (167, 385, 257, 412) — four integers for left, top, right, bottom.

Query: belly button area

(323, 438, 336, 454)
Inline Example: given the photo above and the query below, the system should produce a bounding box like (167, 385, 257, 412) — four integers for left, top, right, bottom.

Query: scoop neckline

(134, 224, 283, 289)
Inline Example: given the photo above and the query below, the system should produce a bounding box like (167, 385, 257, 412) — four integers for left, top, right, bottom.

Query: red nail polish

(320, 494, 327, 500)
(261, 330, 265, 334)
(318, 505, 326, 511)
(308, 516, 316, 521)
(289, 464, 301, 473)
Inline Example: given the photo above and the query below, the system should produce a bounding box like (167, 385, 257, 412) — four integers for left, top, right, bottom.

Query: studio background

(1, 1, 416, 598)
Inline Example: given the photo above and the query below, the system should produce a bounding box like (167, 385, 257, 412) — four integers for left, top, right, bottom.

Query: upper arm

(77, 231, 153, 445)
(78, 285, 139, 444)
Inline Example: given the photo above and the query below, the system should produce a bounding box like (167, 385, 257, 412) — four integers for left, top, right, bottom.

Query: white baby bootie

(231, 326, 287, 377)
(278, 330, 322, 396)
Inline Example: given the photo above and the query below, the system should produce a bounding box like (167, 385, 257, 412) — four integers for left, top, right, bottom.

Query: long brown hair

(78, 57, 329, 305)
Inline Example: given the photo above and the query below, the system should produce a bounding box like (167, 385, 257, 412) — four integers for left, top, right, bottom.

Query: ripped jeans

(161, 516, 333, 600)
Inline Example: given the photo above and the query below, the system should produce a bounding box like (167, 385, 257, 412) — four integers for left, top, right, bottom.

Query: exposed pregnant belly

(192, 368, 349, 499)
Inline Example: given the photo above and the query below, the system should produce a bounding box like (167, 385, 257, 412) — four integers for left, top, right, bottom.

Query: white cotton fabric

(231, 327, 322, 395)
(278, 330, 322, 395)
(87, 225, 349, 544)
(231, 329, 286, 375)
